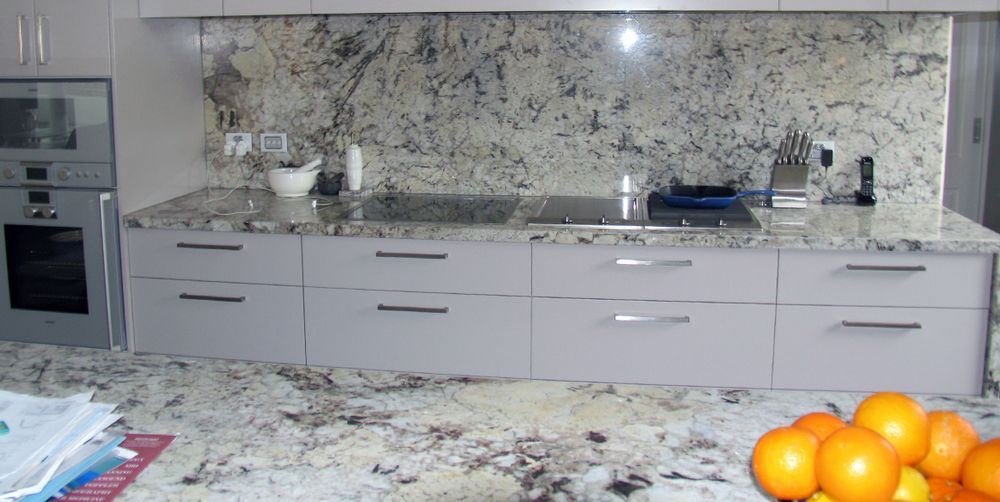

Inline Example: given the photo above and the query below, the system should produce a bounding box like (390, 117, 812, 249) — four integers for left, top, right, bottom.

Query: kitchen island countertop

(4, 340, 1000, 501)
(123, 189, 1000, 254)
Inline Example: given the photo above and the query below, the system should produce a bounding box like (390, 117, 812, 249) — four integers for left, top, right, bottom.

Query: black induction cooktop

(345, 194, 521, 224)
(526, 194, 762, 230)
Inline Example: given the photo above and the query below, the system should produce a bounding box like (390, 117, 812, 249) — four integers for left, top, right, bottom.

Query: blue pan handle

(736, 190, 777, 198)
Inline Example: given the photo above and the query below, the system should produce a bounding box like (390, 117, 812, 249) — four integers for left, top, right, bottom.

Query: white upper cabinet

(138, 0, 222, 18)
(888, 0, 996, 10)
(780, 0, 887, 10)
(311, 0, 778, 13)
(0, 0, 37, 77)
(224, 0, 310, 15)
(0, 0, 111, 77)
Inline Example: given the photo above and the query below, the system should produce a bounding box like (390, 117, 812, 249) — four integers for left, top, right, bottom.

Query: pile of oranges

(752, 392, 1000, 501)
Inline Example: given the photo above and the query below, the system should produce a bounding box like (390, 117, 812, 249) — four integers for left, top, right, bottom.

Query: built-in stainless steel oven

(0, 79, 123, 349)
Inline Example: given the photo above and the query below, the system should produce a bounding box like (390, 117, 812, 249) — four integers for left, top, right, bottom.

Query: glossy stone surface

(3, 341, 998, 501)
(202, 13, 949, 203)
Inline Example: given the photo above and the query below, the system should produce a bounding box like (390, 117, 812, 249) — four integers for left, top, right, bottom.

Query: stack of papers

(0, 390, 122, 502)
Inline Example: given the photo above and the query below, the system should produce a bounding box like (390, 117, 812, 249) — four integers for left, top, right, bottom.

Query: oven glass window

(5, 225, 88, 314)
(0, 98, 77, 150)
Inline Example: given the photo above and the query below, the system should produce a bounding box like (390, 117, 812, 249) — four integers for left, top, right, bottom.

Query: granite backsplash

(202, 12, 950, 202)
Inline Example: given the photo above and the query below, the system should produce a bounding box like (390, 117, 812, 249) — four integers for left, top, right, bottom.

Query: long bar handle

(176, 242, 244, 251)
(35, 16, 47, 65)
(614, 314, 691, 323)
(179, 293, 246, 303)
(841, 320, 922, 330)
(378, 304, 449, 314)
(616, 258, 693, 267)
(845, 264, 926, 272)
(16, 15, 27, 65)
(376, 251, 448, 260)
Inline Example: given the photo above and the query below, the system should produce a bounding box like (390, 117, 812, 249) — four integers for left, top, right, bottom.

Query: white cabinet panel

(225, 0, 310, 16)
(34, 0, 111, 76)
(777, 250, 991, 308)
(780, 0, 886, 9)
(311, 0, 778, 12)
(532, 298, 775, 388)
(773, 305, 987, 395)
(305, 288, 531, 378)
(0, 0, 37, 77)
(139, 0, 223, 17)
(303, 236, 530, 296)
(129, 229, 303, 286)
(533, 244, 778, 303)
(888, 0, 995, 10)
(131, 278, 306, 364)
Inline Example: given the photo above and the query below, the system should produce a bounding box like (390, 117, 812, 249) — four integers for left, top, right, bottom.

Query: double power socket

(224, 132, 288, 156)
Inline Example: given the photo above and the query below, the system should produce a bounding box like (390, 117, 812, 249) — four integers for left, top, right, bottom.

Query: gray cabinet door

(224, 0, 310, 15)
(139, 0, 223, 17)
(772, 305, 988, 395)
(0, 0, 37, 77)
(305, 288, 531, 378)
(34, 0, 110, 76)
(131, 278, 306, 364)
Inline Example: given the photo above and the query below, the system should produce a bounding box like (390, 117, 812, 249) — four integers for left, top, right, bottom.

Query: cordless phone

(856, 156, 876, 206)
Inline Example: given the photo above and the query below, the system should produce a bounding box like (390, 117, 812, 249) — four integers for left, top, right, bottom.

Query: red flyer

(58, 434, 176, 502)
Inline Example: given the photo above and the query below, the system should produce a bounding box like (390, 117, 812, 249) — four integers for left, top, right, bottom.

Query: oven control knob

(23, 207, 39, 218)
(57, 168, 71, 181)
(2, 167, 14, 179)
(41, 207, 56, 219)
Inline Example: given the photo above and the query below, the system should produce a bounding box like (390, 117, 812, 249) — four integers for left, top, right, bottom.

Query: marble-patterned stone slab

(202, 13, 950, 203)
(3, 341, 999, 500)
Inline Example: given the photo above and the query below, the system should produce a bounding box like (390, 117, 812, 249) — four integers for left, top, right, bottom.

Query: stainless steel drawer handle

(375, 251, 448, 260)
(179, 293, 246, 303)
(377, 304, 449, 314)
(614, 314, 691, 323)
(176, 242, 245, 251)
(35, 16, 48, 65)
(845, 264, 927, 272)
(615, 258, 693, 267)
(16, 15, 27, 65)
(841, 320, 922, 330)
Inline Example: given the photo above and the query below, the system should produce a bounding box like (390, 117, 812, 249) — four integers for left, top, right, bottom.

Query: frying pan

(656, 185, 776, 209)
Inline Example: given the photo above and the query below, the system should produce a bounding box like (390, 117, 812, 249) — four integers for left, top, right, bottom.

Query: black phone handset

(855, 156, 877, 206)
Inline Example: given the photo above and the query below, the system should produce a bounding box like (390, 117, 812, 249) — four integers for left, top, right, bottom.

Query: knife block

(770, 163, 809, 209)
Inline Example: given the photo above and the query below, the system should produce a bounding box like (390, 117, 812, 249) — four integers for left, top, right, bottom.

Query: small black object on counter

(317, 171, 343, 195)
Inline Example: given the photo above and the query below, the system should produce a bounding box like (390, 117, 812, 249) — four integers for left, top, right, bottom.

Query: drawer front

(777, 250, 991, 308)
(532, 244, 778, 303)
(129, 229, 302, 285)
(773, 305, 988, 395)
(305, 288, 530, 378)
(303, 236, 530, 296)
(531, 298, 775, 388)
(131, 278, 306, 364)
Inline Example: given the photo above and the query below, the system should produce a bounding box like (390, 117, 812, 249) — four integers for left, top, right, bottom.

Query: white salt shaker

(345, 144, 363, 191)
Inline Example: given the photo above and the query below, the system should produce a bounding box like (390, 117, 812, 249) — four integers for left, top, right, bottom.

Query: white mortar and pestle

(268, 157, 323, 197)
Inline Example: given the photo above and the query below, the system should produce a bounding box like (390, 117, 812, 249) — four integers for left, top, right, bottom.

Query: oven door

(0, 79, 113, 165)
(0, 187, 123, 349)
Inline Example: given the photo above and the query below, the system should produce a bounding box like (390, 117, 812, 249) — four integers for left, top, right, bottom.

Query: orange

(928, 477, 963, 502)
(917, 410, 981, 481)
(962, 438, 1000, 499)
(951, 488, 998, 502)
(793, 412, 848, 441)
(752, 426, 820, 500)
(853, 392, 930, 465)
(815, 426, 901, 502)
(893, 465, 931, 501)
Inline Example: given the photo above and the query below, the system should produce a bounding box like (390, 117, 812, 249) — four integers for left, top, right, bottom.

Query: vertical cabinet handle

(35, 16, 48, 65)
(16, 15, 27, 65)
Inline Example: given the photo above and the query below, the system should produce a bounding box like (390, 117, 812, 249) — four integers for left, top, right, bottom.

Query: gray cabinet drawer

(777, 250, 991, 308)
(302, 236, 530, 296)
(305, 288, 530, 378)
(772, 305, 988, 395)
(129, 229, 302, 286)
(532, 298, 775, 388)
(532, 244, 778, 303)
(131, 278, 306, 364)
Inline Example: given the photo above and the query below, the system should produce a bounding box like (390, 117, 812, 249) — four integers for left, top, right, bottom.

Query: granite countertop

(124, 189, 1000, 253)
(4, 341, 999, 501)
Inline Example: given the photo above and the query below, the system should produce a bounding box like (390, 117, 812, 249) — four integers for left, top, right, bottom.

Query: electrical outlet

(260, 133, 288, 153)
(224, 133, 252, 157)
(809, 140, 834, 161)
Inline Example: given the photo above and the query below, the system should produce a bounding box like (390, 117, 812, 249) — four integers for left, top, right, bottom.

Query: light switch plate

(260, 133, 288, 153)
